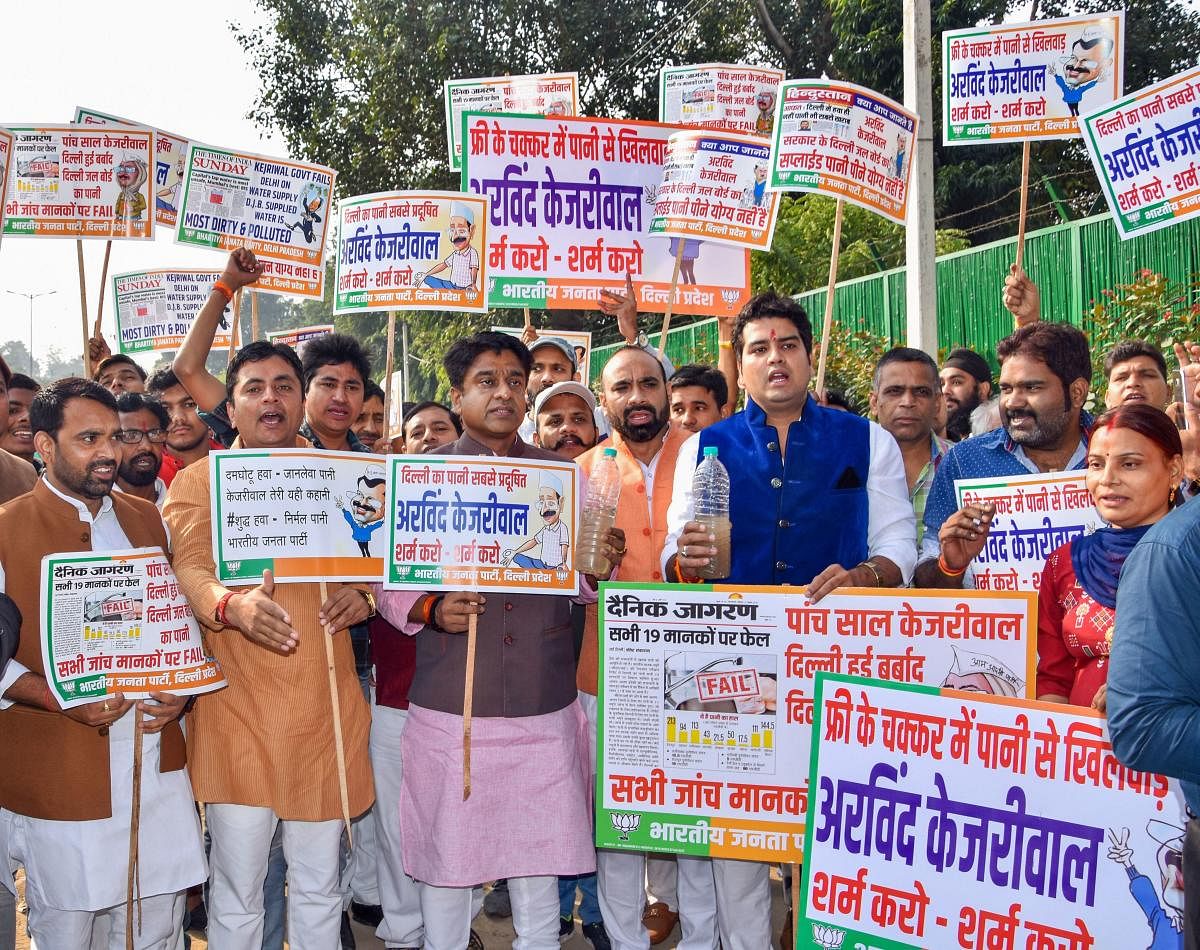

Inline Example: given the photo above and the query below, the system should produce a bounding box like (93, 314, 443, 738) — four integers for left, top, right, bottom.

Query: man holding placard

(377, 332, 624, 950)
(165, 340, 374, 947)
(0, 378, 205, 947)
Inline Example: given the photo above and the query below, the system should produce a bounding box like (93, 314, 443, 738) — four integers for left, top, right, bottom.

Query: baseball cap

(533, 380, 597, 417)
(529, 336, 578, 372)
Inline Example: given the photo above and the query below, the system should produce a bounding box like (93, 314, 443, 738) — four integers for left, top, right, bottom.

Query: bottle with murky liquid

(692, 446, 731, 579)
(575, 447, 622, 576)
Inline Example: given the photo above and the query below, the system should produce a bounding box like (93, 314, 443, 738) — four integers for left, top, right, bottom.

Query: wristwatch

(359, 589, 377, 619)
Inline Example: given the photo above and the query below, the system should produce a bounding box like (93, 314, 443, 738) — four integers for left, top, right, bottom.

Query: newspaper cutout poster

(40, 547, 226, 708)
(800, 673, 1186, 950)
(658, 63, 785, 137)
(175, 144, 336, 299)
(1082, 64, 1200, 239)
(74, 105, 191, 228)
(0, 128, 11, 243)
(595, 584, 1034, 863)
(768, 81, 919, 225)
(334, 191, 489, 314)
(462, 112, 752, 316)
(649, 129, 780, 251)
(385, 454, 579, 595)
(942, 12, 1124, 145)
(955, 470, 1103, 591)
(494, 326, 593, 385)
(111, 268, 231, 354)
(443, 72, 579, 171)
(211, 449, 387, 585)
(3, 125, 155, 240)
(266, 324, 335, 348)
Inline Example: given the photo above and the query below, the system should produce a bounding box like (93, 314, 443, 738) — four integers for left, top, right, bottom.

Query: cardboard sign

(112, 268, 231, 353)
(658, 63, 785, 136)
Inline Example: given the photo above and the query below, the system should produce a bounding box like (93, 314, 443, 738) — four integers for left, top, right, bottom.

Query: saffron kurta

(164, 438, 373, 819)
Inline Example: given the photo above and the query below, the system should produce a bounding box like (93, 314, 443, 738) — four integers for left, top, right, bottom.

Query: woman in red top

(1036, 402, 1183, 712)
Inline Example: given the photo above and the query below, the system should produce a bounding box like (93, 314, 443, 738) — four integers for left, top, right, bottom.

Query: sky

(0, 0, 286, 374)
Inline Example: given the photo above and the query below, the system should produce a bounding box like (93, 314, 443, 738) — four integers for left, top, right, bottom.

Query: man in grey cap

(939, 348, 993, 442)
(534, 381, 600, 462)
(418, 201, 480, 290)
(518, 335, 609, 444)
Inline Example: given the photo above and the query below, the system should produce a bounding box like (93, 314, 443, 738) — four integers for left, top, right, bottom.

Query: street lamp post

(5, 289, 56, 374)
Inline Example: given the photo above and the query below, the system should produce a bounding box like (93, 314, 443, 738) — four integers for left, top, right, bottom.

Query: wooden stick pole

(251, 289, 260, 342)
(657, 239, 686, 351)
(791, 862, 800, 948)
(93, 240, 112, 340)
(381, 311, 397, 441)
(319, 580, 353, 845)
(523, 306, 532, 331)
(77, 241, 91, 375)
(462, 611, 478, 800)
(125, 709, 144, 950)
(814, 199, 845, 397)
(1015, 140, 1031, 273)
(226, 289, 243, 367)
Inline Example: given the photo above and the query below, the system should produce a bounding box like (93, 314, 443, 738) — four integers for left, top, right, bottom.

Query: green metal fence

(588, 212, 1200, 385)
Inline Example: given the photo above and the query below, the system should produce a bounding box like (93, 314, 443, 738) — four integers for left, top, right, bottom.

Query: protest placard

(649, 130, 780, 251)
(658, 63, 785, 137)
(175, 144, 335, 299)
(800, 673, 1185, 950)
(768, 81, 918, 226)
(334, 191, 489, 314)
(0, 127, 11, 243)
(385, 454, 579, 595)
(494, 326, 592, 384)
(1082, 64, 1200, 240)
(111, 268, 231, 354)
(265, 324, 335, 348)
(942, 12, 1124, 146)
(40, 547, 226, 708)
(955, 470, 1103, 592)
(211, 448, 387, 585)
(2, 125, 155, 240)
(443, 72, 579, 171)
(595, 584, 1034, 863)
(462, 113, 752, 316)
(74, 106, 191, 228)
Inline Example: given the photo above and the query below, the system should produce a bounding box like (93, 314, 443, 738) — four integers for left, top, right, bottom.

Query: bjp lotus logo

(721, 288, 741, 308)
(610, 812, 640, 841)
(812, 923, 845, 949)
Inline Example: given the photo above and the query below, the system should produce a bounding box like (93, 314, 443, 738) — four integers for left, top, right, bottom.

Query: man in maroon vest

(0, 377, 205, 946)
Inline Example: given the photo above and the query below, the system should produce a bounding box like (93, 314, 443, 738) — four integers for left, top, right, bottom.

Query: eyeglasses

(117, 428, 168, 444)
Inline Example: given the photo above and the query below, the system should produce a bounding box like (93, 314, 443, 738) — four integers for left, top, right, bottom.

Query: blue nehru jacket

(696, 397, 870, 585)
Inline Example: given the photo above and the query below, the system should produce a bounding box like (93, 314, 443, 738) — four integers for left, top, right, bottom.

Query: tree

(0, 341, 36, 377)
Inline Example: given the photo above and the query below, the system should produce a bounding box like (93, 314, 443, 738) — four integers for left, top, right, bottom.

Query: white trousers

(645, 855, 678, 909)
(343, 805, 380, 907)
(206, 803, 344, 950)
(26, 890, 185, 950)
(420, 875, 557, 950)
(370, 703, 423, 947)
(597, 849, 718, 950)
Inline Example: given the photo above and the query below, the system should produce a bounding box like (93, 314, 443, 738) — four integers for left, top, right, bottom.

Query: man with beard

(577, 347, 715, 950)
(147, 366, 219, 470)
(939, 349, 993, 441)
(534, 381, 599, 461)
(0, 378, 205, 946)
(164, 340, 374, 946)
(114, 391, 170, 508)
(661, 293, 915, 950)
(0, 358, 36, 503)
(517, 336, 605, 444)
(914, 322, 1093, 589)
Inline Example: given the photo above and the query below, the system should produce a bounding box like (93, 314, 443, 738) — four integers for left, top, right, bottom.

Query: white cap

(539, 471, 564, 496)
(449, 201, 475, 226)
(533, 380, 597, 416)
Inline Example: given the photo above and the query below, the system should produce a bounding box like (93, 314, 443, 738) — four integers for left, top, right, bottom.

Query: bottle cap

(703, 446, 719, 457)
(603, 447, 617, 457)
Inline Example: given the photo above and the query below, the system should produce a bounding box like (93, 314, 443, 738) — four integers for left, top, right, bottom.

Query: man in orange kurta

(165, 336, 373, 949)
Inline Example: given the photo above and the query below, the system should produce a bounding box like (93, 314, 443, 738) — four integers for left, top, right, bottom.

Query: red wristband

(216, 591, 239, 625)
(213, 280, 235, 303)
(938, 554, 967, 577)
(674, 557, 700, 584)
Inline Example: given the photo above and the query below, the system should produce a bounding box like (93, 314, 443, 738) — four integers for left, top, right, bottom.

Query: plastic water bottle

(576, 447, 622, 576)
(692, 446, 731, 579)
